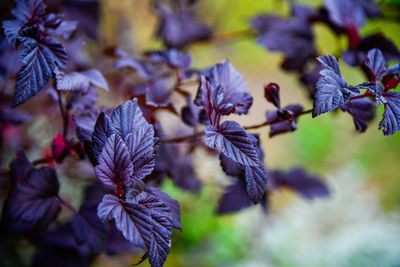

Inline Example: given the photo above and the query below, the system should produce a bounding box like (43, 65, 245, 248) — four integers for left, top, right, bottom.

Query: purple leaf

(313, 55, 359, 117)
(13, 37, 68, 107)
(9, 151, 33, 185)
(170, 157, 201, 192)
(181, 95, 201, 127)
(115, 49, 160, 80)
(11, 0, 46, 23)
(219, 153, 243, 177)
(67, 86, 99, 111)
(323, 0, 365, 29)
(243, 164, 267, 204)
(2, 0, 46, 47)
(250, 7, 315, 72)
(2, 166, 60, 233)
(71, 202, 108, 253)
(194, 75, 214, 118)
(56, 69, 109, 92)
(269, 168, 330, 199)
(125, 124, 156, 181)
(343, 34, 400, 66)
(46, 20, 78, 39)
(145, 49, 191, 70)
(91, 112, 115, 158)
(217, 178, 253, 214)
(145, 78, 172, 108)
(97, 193, 173, 266)
(205, 121, 260, 166)
(97, 194, 152, 249)
(145, 186, 181, 230)
(74, 110, 100, 143)
(153, 0, 212, 48)
(111, 98, 148, 140)
(379, 91, 400, 135)
(341, 97, 375, 132)
(156, 143, 202, 192)
(201, 60, 253, 115)
(365, 48, 386, 81)
(94, 134, 133, 187)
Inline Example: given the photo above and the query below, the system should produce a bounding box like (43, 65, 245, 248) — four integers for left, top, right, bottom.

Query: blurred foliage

(96, 0, 400, 266)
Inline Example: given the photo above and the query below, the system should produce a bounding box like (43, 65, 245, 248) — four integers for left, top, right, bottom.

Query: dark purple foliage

(2, 0, 76, 106)
(71, 202, 108, 253)
(5, 0, 400, 265)
(111, 99, 148, 140)
(55, 68, 109, 92)
(1, 166, 61, 233)
(205, 121, 260, 166)
(91, 112, 115, 158)
(155, 142, 202, 192)
(217, 178, 253, 214)
(267, 104, 304, 137)
(202, 60, 253, 115)
(343, 34, 400, 66)
(323, 0, 366, 30)
(269, 168, 330, 200)
(379, 91, 400, 136)
(181, 95, 202, 127)
(366, 48, 386, 81)
(125, 124, 157, 181)
(341, 98, 375, 132)
(152, 0, 212, 49)
(97, 193, 173, 267)
(9, 151, 33, 184)
(219, 153, 243, 177)
(313, 55, 359, 117)
(250, 4, 316, 72)
(95, 134, 134, 187)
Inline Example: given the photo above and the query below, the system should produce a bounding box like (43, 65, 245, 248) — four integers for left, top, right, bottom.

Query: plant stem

(350, 91, 375, 100)
(161, 109, 313, 143)
(190, 28, 255, 46)
(32, 157, 52, 165)
(57, 196, 78, 214)
(56, 90, 68, 138)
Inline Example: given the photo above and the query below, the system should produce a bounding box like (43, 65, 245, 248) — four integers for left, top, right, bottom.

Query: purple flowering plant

(0, 0, 399, 266)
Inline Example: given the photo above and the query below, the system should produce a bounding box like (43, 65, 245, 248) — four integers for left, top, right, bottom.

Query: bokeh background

(94, 0, 400, 266)
(2, 0, 400, 266)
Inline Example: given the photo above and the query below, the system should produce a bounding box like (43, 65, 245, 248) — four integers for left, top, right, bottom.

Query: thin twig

(57, 196, 78, 214)
(190, 28, 256, 46)
(56, 90, 68, 138)
(161, 109, 313, 143)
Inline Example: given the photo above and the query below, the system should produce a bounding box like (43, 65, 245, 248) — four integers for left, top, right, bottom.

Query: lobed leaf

(379, 91, 400, 135)
(111, 99, 148, 140)
(56, 69, 109, 92)
(95, 134, 133, 187)
(125, 125, 157, 181)
(269, 168, 330, 199)
(13, 37, 68, 107)
(313, 55, 359, 117)
(91, 112, 115, 158)
(1, 166, 60, 233)
(205, 121, 260, 166)
(366, 48, 386, 81)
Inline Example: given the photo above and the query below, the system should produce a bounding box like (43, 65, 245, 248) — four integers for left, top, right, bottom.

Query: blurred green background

(8, 0, 400, 266)
(94, 0, 400, 266)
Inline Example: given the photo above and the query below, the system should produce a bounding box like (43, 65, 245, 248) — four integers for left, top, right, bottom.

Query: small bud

(264, 82, 280, 108)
